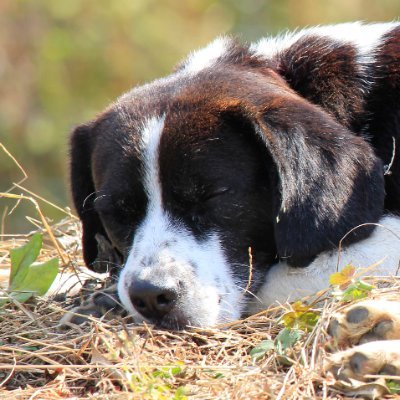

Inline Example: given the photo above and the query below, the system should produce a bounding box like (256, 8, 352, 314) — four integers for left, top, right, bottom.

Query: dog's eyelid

(203, 186, 231, 202)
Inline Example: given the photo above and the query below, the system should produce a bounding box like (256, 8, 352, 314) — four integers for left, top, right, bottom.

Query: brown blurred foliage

(1, 0, 399, 232)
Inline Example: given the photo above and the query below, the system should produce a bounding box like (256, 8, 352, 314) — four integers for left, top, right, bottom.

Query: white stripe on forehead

(140, 116, 166, 207)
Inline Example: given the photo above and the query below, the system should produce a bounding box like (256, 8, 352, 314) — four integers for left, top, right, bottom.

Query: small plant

(152, 363, 185, 380)
(1, 233, 59, 305)
(329, 264, 374, 301)
(250, 327, 304, 363)
(123, 364, 187, 399)
(250, 339, 275, 360)
(280, 301, 320, 332)
(250, 302, 319, 362)
(387, 380, 400, 395)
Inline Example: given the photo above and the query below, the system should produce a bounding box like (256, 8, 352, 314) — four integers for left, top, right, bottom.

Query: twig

(0, 142, 28, 193)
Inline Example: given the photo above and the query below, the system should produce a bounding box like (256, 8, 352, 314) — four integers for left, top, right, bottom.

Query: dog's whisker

(92, 260, 123, 268)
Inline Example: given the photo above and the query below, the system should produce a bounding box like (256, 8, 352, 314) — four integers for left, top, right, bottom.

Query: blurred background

(1, 0, 400, 233)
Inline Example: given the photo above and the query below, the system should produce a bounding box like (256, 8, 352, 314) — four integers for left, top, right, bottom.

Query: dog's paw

(327, 300, 400, 347)
(60, 284, 127, 327)
(324, 339, 400, 381)
(325, 299, 400, 386)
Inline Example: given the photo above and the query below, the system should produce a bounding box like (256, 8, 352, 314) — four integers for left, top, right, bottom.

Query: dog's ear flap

(70, 123, 112, 272)
(245, 96, 384, 266)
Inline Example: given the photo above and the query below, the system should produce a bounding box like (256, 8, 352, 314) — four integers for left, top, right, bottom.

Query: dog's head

(70, 38, 384, 328)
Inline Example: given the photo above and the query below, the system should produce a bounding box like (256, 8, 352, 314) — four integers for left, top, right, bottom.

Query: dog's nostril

(132, 297, 147, 310)
(156, 293, 174, 307)
(129, 280, 179, 320)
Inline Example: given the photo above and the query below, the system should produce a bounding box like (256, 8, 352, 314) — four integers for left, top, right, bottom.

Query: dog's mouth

(130, 291, 193, 329)
(131, 291, 218, 330)
(151, 310, 196, 330)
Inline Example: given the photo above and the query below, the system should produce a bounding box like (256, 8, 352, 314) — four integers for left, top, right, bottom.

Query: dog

(66, 21, 400, 381)
(68, 21, 400, 335)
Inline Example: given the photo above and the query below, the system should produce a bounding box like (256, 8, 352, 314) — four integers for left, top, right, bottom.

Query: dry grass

(0, 215, 399, 400)
(1, 147, 399, 399)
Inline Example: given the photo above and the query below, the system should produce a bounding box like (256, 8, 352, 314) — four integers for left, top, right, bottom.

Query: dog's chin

(153, 311, 201, 330)
(133, 310, 213, 330)
(132, 300, 240, 330)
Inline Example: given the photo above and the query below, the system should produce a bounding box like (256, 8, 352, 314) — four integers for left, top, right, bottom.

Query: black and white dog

(70, 22, 400, 330)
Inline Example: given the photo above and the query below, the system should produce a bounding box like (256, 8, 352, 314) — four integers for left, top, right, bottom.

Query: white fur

(251, 22, 398, 60)
(117, 117, 242, 326)
(183, 37, 230, 73)
(140, 116, 165, 207)
(248, 215, 400, 313)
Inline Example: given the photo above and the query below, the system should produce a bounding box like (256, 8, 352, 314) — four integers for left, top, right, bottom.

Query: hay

(0, 143, 399, 400)
(1, 216, 399, 399)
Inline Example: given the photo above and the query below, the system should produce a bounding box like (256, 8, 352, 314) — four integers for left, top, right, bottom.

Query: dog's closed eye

(202, 186, 231, 203)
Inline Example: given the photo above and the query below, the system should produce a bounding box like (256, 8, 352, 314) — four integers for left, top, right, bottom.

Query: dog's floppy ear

(70, 123, 113, 272)
(241, 94, 384, 266)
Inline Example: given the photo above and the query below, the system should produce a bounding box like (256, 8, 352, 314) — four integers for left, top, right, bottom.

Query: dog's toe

(328, 300, 400, 346)
(60, 303, 104, 326)
(324, 340, 400, 381)
(60, 284, 126, 327)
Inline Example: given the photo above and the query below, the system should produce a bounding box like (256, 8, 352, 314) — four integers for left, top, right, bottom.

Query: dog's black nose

(129, 280, 178, 320)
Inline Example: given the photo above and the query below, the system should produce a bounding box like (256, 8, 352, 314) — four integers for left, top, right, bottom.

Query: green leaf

(22, 346, 40, 352)
(9, 233, 42, 289)
(335, 280, 374, 302)
(153, 364, 184, 379)
(356, 280, 375, 291)
(8, 258, 59, 303)
(251, 328, 304, 361)
(250, 339, 275, 360)
(387, 380, 400, 394)
(275, 328, 303, 354)
(173, 387, 187, 400)
(2, 234, 59, 306)
(280, 302, 319, 331)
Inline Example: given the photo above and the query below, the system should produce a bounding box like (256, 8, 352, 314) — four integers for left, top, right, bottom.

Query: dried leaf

(329, 264, 356, 288)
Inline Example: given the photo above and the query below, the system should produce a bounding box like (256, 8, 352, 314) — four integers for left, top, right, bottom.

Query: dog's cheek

(219, 234, 271, 297)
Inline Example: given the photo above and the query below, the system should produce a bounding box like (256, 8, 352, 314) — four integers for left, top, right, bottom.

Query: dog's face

(70, 38, 384, 328)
